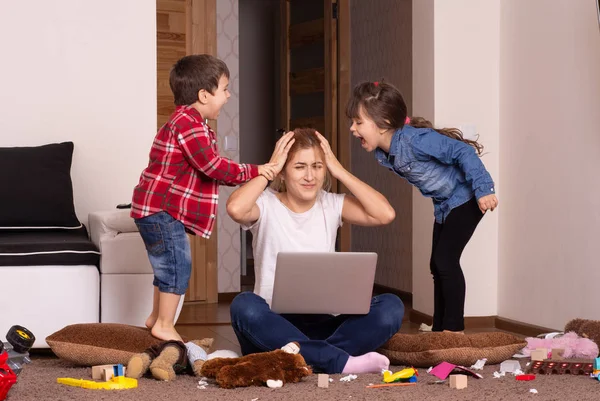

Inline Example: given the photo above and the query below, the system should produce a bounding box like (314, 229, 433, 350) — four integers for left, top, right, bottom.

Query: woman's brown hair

(346, 81, 484, 155)
(270, 128, 332, 192)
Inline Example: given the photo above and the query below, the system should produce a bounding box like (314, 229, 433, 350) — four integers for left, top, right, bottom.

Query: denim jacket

(375, 125, 495, 223)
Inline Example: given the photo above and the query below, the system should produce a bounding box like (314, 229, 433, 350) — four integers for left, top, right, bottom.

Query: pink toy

(522, 332, 598, 359)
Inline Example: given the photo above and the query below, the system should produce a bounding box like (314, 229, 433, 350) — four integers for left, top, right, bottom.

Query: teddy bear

(126, 338, 214, 381)
(565, 318, 600, 350)
(200, 342, 313, 389)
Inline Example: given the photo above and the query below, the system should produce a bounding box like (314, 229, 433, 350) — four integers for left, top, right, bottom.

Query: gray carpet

(8, 355, 600, 401)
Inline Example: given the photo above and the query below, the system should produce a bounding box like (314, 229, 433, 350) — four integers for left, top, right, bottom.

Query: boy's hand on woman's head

(477, 194, 498, 213)
(258, 163, 278, 181)
(268, 131, 295, 175)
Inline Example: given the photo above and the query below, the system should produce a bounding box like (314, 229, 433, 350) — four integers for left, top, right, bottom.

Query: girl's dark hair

(346, 81, 484, 155)
(169, 54, 230, 106)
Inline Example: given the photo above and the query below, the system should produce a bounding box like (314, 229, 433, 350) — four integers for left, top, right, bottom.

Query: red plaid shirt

(131, 105, 258, 238)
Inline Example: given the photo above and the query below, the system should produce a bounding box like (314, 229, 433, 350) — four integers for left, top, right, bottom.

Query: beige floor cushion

(378, 332, 527, 367)
(46, 323, 187, 366)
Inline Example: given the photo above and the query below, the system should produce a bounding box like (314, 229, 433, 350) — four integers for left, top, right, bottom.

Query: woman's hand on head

(477, 194, 498, 213)
(269, 131, 295, 175)
(315, 131, 344, 178)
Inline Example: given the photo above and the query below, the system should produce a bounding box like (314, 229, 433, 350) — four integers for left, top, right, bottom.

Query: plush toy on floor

(127, 338, 225, 381)
(565, 319, 600, 350)
(522, 332, 599, 359)
(201, 342, 312, 389)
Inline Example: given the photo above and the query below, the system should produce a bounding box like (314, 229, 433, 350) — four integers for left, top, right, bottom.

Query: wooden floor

(175, 301, 516, 356)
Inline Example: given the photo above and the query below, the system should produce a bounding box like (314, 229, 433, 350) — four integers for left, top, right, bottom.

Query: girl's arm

(315, 132, 395, 226)
(227, 132, 296, 225)
(412, 130, 498, 212)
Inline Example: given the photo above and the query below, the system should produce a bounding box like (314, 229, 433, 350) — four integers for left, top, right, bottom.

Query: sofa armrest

(88, 210, 139, 249)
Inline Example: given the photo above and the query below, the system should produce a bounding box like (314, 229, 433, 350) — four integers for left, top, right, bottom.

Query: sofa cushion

(46, 323, 184, 366)
(0, 227, 99, 266)
(0, 142, 81, 229)
(378, 332, 527, 368)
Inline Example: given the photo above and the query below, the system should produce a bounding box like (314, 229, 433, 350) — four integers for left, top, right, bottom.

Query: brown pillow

(46, 323, 187, 366)
(378, 332, 527, 367)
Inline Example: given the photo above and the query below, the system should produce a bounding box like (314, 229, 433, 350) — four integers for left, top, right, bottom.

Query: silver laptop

(270, 252, 377, 315)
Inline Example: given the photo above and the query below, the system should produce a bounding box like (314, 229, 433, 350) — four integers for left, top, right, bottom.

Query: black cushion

(0, 142, 81, 229)
(0, 227, 99, 266)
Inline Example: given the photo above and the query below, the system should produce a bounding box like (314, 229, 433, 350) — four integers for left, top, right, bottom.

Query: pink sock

(342, 352, 390, 374)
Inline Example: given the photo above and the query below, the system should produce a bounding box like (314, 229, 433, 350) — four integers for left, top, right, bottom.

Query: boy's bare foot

(145, 314, 158, 330)
(151, 324, 183, 342)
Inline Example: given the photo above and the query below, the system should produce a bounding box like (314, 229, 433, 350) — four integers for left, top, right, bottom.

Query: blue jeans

(230, 292, 404, 373)
(135, 211, 191, 295)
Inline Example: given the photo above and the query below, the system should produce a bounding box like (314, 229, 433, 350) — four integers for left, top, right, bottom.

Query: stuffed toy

(126, 338, 216, 381)
(522, 332, 599, 359)
(201, 342, 313, 389)
(565, 318, 600, 349)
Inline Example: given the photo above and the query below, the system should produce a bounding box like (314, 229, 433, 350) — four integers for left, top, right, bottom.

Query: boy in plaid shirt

(131, 54, 275, 342)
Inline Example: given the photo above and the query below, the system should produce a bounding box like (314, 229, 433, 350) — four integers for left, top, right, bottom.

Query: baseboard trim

(410, 309, 558, 336)
(373, 284, 413, 305)
(495, 317, 558, 337)
(218, 292, 239, 303)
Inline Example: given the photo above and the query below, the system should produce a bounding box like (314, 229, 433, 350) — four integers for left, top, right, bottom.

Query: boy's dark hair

(347, 81, 483, 155)
(169, 54, 230, 106)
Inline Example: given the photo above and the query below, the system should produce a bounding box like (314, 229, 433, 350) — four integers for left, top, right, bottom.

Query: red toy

(0, 326, 35, 401)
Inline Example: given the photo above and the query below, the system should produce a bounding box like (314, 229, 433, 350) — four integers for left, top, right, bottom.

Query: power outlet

(224, 135, 238, 151)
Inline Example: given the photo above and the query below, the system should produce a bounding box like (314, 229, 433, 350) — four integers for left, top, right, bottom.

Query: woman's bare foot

(443, 330, 465, 334)
(145, 314, 158, 330)
(151, 323, 183, 342)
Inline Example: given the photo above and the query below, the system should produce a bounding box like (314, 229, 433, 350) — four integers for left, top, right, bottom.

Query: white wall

(0, 0, 156, 226)
(412, 0, 500, 317)
(498, 0, 600, 329)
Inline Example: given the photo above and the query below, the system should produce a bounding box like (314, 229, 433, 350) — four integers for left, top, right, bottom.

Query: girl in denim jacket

(347, 81, 498, 333)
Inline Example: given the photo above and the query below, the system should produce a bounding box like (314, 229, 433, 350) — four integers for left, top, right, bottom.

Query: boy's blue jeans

(230, 292, 404, 373)
(134, 211, 191, 295)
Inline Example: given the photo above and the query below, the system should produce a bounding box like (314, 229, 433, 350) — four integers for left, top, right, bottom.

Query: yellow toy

(382, 367, 418, 383)
(57, 376, 137, 390)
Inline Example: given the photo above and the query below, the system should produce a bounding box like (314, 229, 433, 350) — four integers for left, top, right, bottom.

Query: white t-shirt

(243, 189, 345, 306)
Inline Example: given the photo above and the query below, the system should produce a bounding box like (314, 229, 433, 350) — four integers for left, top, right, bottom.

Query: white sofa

(0, 264, 99, 348)
(88, 209, 184, 327)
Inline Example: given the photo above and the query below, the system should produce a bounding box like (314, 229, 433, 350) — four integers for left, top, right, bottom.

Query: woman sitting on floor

(226, 128, 405, 374)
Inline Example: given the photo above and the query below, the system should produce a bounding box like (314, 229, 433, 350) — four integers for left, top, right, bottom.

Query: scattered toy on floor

(57, 376, 137, 390)
(449, 374, 468, 389)
(317, 374, 329, 388)
(126, 338, 214, 381)
(528, 359, 594, 375)
(366, 382, 416, 389)
(0, 325, 35, 401)
(200, 342, 312, 389)
(565, 319, 600, 350)
(382, 367, 418, 383)
(523, 332, 598, 359)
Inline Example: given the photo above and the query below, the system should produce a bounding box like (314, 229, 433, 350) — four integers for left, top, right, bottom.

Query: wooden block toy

(318, 374, 329, 388)
(449, 374, 467, 389)
(102, 367, 114, 381)
(551, 348, 565, 360)
(92, 365, 115, 380)
(531, 349, 548, 361)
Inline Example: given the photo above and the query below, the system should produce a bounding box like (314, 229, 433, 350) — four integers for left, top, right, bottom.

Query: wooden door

(280, 0, 351, 250)
(156, 0, 218, 303)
